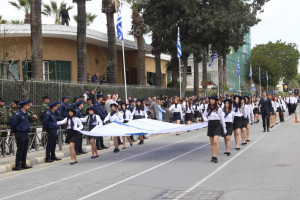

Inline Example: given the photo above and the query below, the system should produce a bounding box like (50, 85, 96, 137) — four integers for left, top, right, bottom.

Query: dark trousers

(61, 18, 69, 26)
(96, 136, 105, 148)
(46, 130, 57, 159)
(279, 108, 284, 122)
(75, 131, 83, 153)
(287, 104, 292, 115)
(117, 136, 122, 144)
(15, 136, 28, 167)
(262, 112, 270, 130)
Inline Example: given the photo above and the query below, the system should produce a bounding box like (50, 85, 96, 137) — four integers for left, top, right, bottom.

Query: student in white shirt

(183, 99, 194, 125)
(244, 96, 254, 143)
(222, 99, 235, 156)
(252, 98, 260, 123)
(193, 100, 201, 123)
(232, 95, 243, 151)
(57, 108, 83, 165)
(169, 97, 183, 135)
(119, 102, 133, 149)
(104, 103, 124, 153)
(133, 99, 147, 144)
(80, 107, 102, 159)
(274, 96, 280, 125)
(203, 96, 226, 163)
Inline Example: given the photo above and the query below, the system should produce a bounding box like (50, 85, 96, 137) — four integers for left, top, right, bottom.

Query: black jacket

(259, 98, 272, 114)
(59, 9, 70, 20)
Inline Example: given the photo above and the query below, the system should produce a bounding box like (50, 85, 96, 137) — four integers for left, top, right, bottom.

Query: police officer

(55, 102, 63, 121)
(11, 100, 32, 171)
(71, 96, 80, 109)
(0, 98, 8, 156)
(60, 96, 69, 118)
(43, 101, 62, 163)
(94, 94, 108, 150)
(74, 100, 87, 155)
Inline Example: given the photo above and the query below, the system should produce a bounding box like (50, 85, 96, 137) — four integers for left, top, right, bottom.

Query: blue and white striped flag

(116, 1, 123, 40)
(259, 67, 261, 80)
(177, 27, 182, 59)
(266, 71, 269, 82)
(209, 50, 218, 67)
(249, 66, 252, 78)
(237, 57, 240, 76)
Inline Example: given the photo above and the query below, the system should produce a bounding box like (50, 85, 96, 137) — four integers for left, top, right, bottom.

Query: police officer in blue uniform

(60, 96, 69, 118)
(74, 100, 87, 155)
(93, 94, 108, 149)
(11, 100, 32, 171)
(43, 101, 62, 162)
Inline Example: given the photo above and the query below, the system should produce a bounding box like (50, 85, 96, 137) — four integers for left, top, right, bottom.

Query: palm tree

(0, 16, 8, 24)
(102, 0, 117, 84)
(9, 0, 31, 24)
(74, 0, 87, 83)
(73, 12, 98, 27)
(42, 1, 73, 24)
(151, 33, 162, 87)
(30, 0, 43, 79)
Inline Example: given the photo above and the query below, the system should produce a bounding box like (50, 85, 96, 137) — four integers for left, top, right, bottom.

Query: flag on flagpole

(116, 1, 123, 40)
(209, 50, 218, 67)
(259, 67, 261, 81)
(177, 27, 182, 59)
(266, 71, 269, 82)
(237, 57, 240, 76)
(249, 66, 252, 78)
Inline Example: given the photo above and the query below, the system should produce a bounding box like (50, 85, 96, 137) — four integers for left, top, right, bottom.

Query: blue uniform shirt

(11, 110, 30, 138)
(60, 102, 68, 118)
(74, 108, 83, 118)
(93, 102, 106, 120)
(43, 110, 58, 131)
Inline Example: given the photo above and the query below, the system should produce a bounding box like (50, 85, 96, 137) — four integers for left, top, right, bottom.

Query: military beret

(88, 107, 95, 111)
(73, 96, 80, 101)
(86, 98, 92, 101)
(116, 100, 123, 104)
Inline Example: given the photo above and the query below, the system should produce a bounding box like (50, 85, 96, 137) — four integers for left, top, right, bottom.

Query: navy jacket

(11, 110, 30, 139)
(43, 110, 58, 131)
(91, 75, 98, 83)
(60, 102, 68, 118)
(74, 108, 83, 118)
(259, 98, 273, 114)
(128, 105, 135, 113)
(94, 102, 106, 120)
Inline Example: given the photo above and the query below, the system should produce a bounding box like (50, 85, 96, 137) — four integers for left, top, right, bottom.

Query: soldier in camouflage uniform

(28, 101, 39, 150)
(84, 98, 93, 116)
(0, 98, 8, 156)
(39, 96, 50, 146)
(80, 95, 88, 117)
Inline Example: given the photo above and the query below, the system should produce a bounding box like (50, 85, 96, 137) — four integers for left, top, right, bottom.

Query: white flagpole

(122, 40, 128, 102)
(179, 59, 182, 99)
(239, 75, 241, 96)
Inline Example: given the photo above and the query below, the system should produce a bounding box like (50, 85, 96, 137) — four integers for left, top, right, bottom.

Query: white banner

(81, 119, 208, 137)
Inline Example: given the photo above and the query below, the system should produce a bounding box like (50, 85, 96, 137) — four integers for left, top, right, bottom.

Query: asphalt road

(0, 112, 299, 200)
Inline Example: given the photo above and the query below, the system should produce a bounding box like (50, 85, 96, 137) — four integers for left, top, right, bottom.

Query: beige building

(0, 24, 169, 87)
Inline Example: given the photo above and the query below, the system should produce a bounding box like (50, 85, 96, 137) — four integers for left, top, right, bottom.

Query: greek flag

(177, 27, 182, 59)
(116, 1, 123, 40)
(237, 57, 240, 76)
(209, 50, 218, 67)
(249, 66, 252, 78)
(266, 71, 269, 82)
(259, 67, 261, 80)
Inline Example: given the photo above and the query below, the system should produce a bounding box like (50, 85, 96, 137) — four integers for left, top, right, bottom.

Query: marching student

(270, 95, 276, 128)
(274, 96, 280, 125)
(203, 96, 226, 163)
(252, 98, 260, 123)
(183, 99, 194, 125)
(80, 107, 103, 159)
(245, 96, 254, 143)
(193, 100, 201, 123)
(240, 97, 248, 146)
(278, 96, 286, 122)
(232, 95, 243, 150)
(57, 108, 83, 165)
(119, 102, 133, 149)
(133, 99, 148, 144)
(222, 99, 234, 156)
(104, 103, 124, 152)
(169, 97, 183, 135)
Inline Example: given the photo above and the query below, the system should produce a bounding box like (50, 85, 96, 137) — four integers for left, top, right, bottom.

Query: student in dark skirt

(80, 107, 103, 159)
(133, 99, 148, 144)
(203, 96, 226, 163)
(183, 99, 194, 125)
(222, 99, 235, 156)
(169, 97, 183, 135)
(119, 102, 133, 149)
(193, 100, 201, 123)
(232, 95, 243, 150)
(241, 97, 248, 145)
(57, 108, 83, 165)
(252, 98, 260, 123)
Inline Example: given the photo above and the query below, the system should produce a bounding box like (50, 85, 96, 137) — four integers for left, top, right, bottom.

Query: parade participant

(71, 96, 80, 109)
(156, 99, 166, 121)
(193, 99, 201, 123)
(274, 96, 280, 125)
(162, 102, 172, 122)
(128, 99, 135, 113)
(203, 96, 226, 163)
(259, 92, 272, 132)
(84, 98, 93, 115)
(119, 102, 133, 149)
(232, 95, 243, 150)
(74, 100, 87, 155)
(222, 99, 234, 156)
(252, 98, 260, 123)
(43, 101, 62, 163)
(11, 100, 32, 170)
(217, 99, 223, 108)
(133, 99, 148, 144)
(60, 96, 69, 118)
(80, 107, 102, 158)
(286, 93, 295, 115)
(269, 95, 275, 128)
(104, 103, 124, 152)
(278, 96, 286, 122)
(54, 102, 63, 121)
(245, 96, 254, 143)
(183, 99, 194, 125)
(169, 97, 183, 136)
(94, 94, 108, 149)
(57, 109, 83, 165)
(241, 97, 248, 145)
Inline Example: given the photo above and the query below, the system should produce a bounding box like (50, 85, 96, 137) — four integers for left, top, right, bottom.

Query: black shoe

(51, 157, 62, 161)
(21, 165, 32, 169)
(213, 158, 218, 163)
(246, 140, 250, 142)
(267, 128, 270, 132)
(211, 157, 215, 162)
(76, 152, 81, 155)
(13, 166, 24, 171)
(80, 151, 87, 154)
(101, 146, 109, 149)
(113, 148, 120, 153)
(263, 129, 266, 132)
(70, 162, 77, 165)
(224, 152, 228, 155)
(45, 159, 54, 163)
(138, 140, 144, 145)
(241, 142, 247, 145)
(235, 148, 240, 151)
(227, 152, 231, 156)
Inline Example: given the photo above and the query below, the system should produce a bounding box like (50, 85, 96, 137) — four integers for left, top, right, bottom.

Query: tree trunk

(181, 59, 188, 98)
(25, 13, 30, 24)
(218, 56, 222, 95)
(137, 35, 146, 85)
(155, 53, 162, 87)
(171, 52, 179, 88)
(30, 0, 43, 80)
(76, 0, 87, 83)
(193, 54, 199, 96)
(223, 54, 227, 84)
(202, 50, 208, 95)
(106, 12, 117, 84)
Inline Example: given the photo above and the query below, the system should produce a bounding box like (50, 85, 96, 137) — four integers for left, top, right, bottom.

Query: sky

(0, 0, 299, 69)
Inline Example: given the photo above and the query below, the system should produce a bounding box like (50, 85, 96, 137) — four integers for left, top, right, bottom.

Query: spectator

(59, 5, 70, 26)
(91, 72, 99, 83)
(99, 75, 106, 85)
(105, 94, 112, 113)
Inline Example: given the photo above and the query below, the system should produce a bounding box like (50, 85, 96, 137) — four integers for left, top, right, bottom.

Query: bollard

(295, 112, 298, 123)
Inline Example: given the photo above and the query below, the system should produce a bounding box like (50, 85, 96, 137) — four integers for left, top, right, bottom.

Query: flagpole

(122, 40, 128, 102)
(239, 75, 241, 96)
(179, 59, 182, 100)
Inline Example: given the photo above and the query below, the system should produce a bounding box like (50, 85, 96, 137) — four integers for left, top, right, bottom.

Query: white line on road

(173, 114, 294, 200)
(0, 134, 201, 200)
(78, 143, 210, 200)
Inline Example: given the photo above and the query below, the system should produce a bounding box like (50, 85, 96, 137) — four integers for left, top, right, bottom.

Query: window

(147, 72, 156, 86)
(1, 61, 20, 80)
(187, 66, 192, 75)
(43, 61, 49, 81)
(22, 61, 32, 79)
(49, 61, 71, 82)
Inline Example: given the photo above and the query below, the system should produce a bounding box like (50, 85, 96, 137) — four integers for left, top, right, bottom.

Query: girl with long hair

(119, 102, 133, 149)
(232, 95, 243, 150)
(183, 99, 194, 125)
(222, 99, 234, 156)
(252, 98, 260, 123)
(193, 100, 201, 123)
(169, 97, 183, 135)
(133, 99, 148, 144)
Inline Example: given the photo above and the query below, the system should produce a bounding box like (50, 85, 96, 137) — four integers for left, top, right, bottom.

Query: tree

(73, 12, 98, 27)
(151, 33, 162, 87)
(74, 0, 87, 83)
(10, 20, 23, 24)
(9, 0, 31, 24)
(42, 0, 73, 24)
(0, 16, 8, 24)
(30, 0, 43, 79)
(102, 0, 117, 84)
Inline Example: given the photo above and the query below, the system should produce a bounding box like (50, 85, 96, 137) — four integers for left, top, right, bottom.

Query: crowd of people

(1, 88, 298, 170)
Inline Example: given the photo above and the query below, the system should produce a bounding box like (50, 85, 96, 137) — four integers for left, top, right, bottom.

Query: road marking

(0, 134, 202, 200)
(78, 143, 210, 200)
(173, 114, 294, 200)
